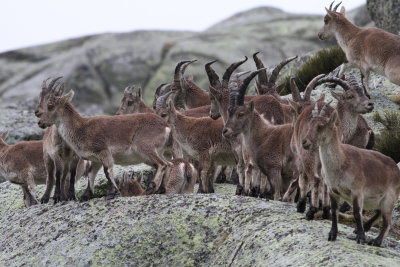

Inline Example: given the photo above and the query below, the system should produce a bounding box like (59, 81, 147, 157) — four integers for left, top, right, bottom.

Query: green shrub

(280, 45, 347, 95)
(373, 111, 400, 162)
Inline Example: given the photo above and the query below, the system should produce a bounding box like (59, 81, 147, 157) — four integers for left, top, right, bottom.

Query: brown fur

(36, 84, 172, 200)
(162, 158, 197, 194)
(318, 4, 400, 96)
(0, 131, 46, 207)
(118, 172, 145, 197)
(303, 108, 400, 247)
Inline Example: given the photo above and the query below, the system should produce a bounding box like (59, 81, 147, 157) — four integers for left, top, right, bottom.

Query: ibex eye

(48, 104, 55, 110)
(127, 101, 133, 106)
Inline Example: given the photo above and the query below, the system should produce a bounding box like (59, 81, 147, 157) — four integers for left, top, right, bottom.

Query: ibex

(118, 171, 145, 197)
(318, 1, 400, 97)
(153, 83, 171, 110)
(161, 158, 197, 194)
(0, 131, 46, 207)
(302, 104, 400, 247)
(116, 86, 153, 115)
(162, 99, 235, 193)
(36, 78, 172, 200)
(287, 74, 375, 219)
(36, 77, 85, 204)
(207, 58, 285, 195)
(223, 70, 296, 200)
(179, 60, 211, 108)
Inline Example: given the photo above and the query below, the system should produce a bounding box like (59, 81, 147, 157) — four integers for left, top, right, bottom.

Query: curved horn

(228, 71, 252, 94)
(333, 1, 342, 12)
(41, 77, 51, 92)
(315, 76, 351, 91)
(222, 56, 248, 88)
(344, 74, 359, 88)
(290, 78, 301, 102)
(48, 76, 63, 92)
(329, 1, 334, 10)
(180, 60, 197, 78)
(154, 83, 167, 98)
(320, 100, 333, 117)
(304, 74, 326, 101)
(268, 56, 298, 86)
(124, 85, 134, 94)
(205, 60, 221, 88)
(236, 68, 267, 105)
(253, 52, 268, 86)
(55, 83, 65, 96)
(156, 90, 174, 110)
(173, 61, 191, 87)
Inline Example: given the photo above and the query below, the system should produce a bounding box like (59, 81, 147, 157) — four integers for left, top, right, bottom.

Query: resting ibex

(36, 79, 172, 200)
(116, 86, 153, 115)
(287, 75, 375, 219)
(223, 70, 296, 200)
(36, 77, 85, 203)
(0, 131, 46, 207)
(118, 172, 145, 197)
(318, 1, 400, 97)
(302, 104, 400, 247)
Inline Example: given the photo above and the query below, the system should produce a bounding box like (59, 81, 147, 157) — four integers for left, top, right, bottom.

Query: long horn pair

(328, 1, 342, 12)
(231, 68, 267, 106)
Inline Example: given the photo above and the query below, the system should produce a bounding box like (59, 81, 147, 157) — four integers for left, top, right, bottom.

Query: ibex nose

(317, 32, 324, 40)
(302, 139, 311, 150)
(34, 109, 40, 117)
(222, 127, 232, 138)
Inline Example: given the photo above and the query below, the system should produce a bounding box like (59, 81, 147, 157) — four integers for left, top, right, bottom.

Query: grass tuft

(373, 111, 400, 162)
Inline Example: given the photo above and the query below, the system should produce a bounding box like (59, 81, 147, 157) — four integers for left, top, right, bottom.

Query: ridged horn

(290, 78, 301, 102)
(253, 52, 268, 89)
(205, 60, 221, 88)
(304, 74, 326, 101)
(320, 100, 333, 117)
(236, 68, 267, 105)
(315, 76, 350, 91)
(333, 1, 342, 12)
(48, 76, 63, 92)
(268, 56, 298, 86)
(222, 57, 248, 88)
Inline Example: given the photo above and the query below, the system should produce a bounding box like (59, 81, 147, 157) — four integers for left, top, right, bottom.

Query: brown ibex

(153, 83, 171, 110)
(116, 86, 153, 115)
(118, 171, 145, 197)
(36, 77, 85, 204)
(161, 158, 197, 194)
(162, 98, 235, 193)
(302, 104, 400, 247)
(223, 70, 296, 200)
(0, 131, 46, 207)
(36, 79, 172, 200)
(207, 58, 285, 196)
(287, 74, 374, 220)
(318, 1, 400, 97)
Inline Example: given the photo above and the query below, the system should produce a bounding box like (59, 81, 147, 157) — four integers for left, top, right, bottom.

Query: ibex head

(318, 1, 346, 40)
(119, 171, 145, 197)
(155, 90, 175, 118)
(223, 69, 265, 138)
(302, 101, 336, 150)
(316, 74, 374, 114)
(152, 83, 171, 110)
(36, 77, 74, 129)
(116, 85, 143, 115)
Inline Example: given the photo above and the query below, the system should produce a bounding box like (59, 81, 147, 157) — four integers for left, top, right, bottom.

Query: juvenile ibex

(36, 77, 84, 203)
(318, 1, 400, 97)
(118, 172, 145, 197)
(161, 158, 197, 194)
(223, 70, 296, 200)
(36, 78, 172, 200)
(116, 86, 153, 115)
(0, 131, 46, 207)
(302, 104, 400, 247)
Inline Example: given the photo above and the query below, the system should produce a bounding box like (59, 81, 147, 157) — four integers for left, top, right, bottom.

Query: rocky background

(1, 2, 400, 266)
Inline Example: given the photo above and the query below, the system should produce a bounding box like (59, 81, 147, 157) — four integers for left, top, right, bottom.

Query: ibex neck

(55, 102, 84, 144)
(334, 18, 360, 47)
(336, 102, 358, 143)
(242, 112, 271, 146)
(318, 130, 344, 172)
(139, 102, 154, 113)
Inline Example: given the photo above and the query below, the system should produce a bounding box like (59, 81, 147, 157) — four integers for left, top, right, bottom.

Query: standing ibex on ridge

(287, 74, 374, 219)
(223, 70, 296, 200)
(36, 78, 172, 200)
(318, 1, 400, 97)
(302, 104, 400, 247)
(36, 77, 85, 204)
(0, 131, 47, 207)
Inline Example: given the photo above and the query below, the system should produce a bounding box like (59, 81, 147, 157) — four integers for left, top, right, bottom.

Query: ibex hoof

(339, 201, 351, 213)
(306, 206, 318, 220)
(53, 195, 62, 204)
(79, 190, 93, 202)
(322, 206, 330, 219)
(146, 182, 156, 195)
(40, 195, 50, 204)
(356, 233, 366, 244)
(297, 199, 306, 213)
(368, 239, 381, 247)
(67, 191, 77, 201)
(328, 231, 337, 241)
(235, 185, 243, 196)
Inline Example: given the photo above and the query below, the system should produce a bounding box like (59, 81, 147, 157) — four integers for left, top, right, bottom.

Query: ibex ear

(340, 6, 345, 15)
(136, 86, 142, 102)
(136, 172, 143, 183)
(317, 93, 326, 102)
(330, 91, 341, 100)
(61, 90, 74, 104)
(167, 99, 175, 114)
(276, 83, 286, 94)
(325, 8, 334, 18)
(248, 101, 255, 112)
(0, 130, 9, 140)
(288, 99, 300, 116)
(329, 110, 338, 128)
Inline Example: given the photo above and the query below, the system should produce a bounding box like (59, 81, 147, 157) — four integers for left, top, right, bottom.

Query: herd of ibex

(1, 2, 400, 247)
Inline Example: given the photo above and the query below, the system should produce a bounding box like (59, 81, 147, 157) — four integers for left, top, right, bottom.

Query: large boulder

(0, 165, 399, 266)
(367, 0, 400, 34)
